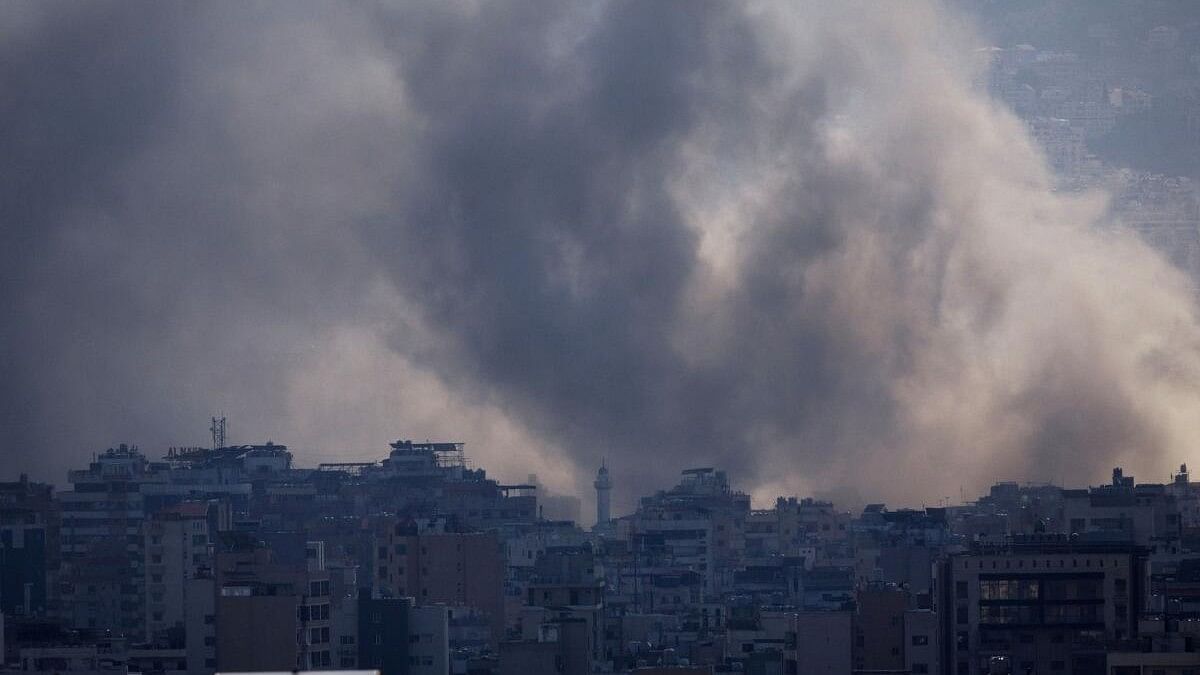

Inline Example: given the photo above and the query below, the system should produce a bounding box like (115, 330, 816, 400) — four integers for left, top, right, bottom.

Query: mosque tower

(594, 460, 612, 528)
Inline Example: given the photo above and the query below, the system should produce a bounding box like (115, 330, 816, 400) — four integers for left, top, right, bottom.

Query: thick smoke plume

(4, 1, 1200, 509)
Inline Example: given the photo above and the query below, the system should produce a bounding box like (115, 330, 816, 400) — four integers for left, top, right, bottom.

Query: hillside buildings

(8, 434, 1200, 675)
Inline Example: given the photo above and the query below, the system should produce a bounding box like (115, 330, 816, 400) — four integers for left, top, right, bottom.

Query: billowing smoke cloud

(4, 0, 1200, 510)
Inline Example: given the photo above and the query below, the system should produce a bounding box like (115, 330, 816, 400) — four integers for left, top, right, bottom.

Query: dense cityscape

(1, 428, 1200, 675)
(9, 2, 1200, 675)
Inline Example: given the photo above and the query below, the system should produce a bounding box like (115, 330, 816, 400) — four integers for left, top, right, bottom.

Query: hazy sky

(5, 1, 1200, 511)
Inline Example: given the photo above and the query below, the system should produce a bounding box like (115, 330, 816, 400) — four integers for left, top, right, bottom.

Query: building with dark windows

(935, 535, 1147, 675)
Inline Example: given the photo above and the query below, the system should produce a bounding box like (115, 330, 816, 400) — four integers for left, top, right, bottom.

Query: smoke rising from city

(4, 0, 1200, 508)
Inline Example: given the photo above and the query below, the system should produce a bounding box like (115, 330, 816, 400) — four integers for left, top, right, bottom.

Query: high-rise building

(59, 445, 164, 638)
(624, 468, 751, 597)
(213, 539, 333, 671)
(373, 525, 505, 647)
(934, 536, 1146, 675)
(144, 502, 219, 645)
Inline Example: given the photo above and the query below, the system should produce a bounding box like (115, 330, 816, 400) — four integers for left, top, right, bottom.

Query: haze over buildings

(7, 1, 1200, 517)
(14, 1, 1200, 673)
(4, 438, 1200, 675)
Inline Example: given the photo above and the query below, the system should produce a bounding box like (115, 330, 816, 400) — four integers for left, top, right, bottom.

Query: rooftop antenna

(210, 415, 226, 450)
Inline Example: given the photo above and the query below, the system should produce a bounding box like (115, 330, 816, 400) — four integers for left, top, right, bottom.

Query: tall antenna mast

(210, 415, 227, 450)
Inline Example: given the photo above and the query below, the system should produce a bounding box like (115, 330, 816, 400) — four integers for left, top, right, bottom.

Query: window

(955, 581, 968, 598)
(911, 635, 929, 646)
(979, 605, 1038, 624)
(913, 664, 928, 674)
(956, 606, 968, 624)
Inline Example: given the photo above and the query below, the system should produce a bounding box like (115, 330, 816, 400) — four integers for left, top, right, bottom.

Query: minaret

(594, 460, 612, 527)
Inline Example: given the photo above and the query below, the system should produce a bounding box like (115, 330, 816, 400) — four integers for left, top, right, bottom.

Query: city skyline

(6, 1, 1200, 509)
(3, 429, 1197, 674)
(7, 2, 1200, 672)
(8, 431, 1191, 517)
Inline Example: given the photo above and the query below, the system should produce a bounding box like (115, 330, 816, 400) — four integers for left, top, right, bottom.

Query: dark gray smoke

(4, 1, 1200, 509)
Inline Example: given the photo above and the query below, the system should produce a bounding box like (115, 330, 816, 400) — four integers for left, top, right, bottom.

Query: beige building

(374, 527, 505, 646)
